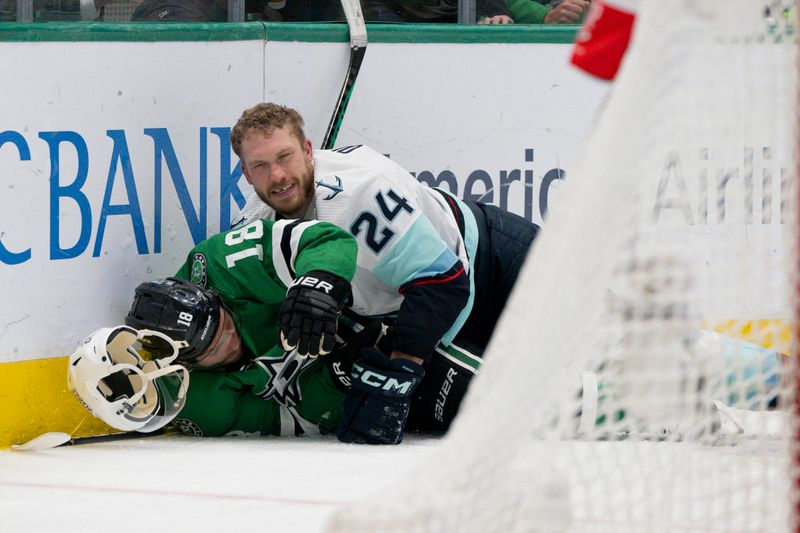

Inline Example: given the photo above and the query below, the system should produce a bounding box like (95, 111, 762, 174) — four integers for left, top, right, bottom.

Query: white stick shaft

(340, 0, 367, 47)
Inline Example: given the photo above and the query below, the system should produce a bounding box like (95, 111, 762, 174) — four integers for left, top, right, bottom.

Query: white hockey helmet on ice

(68, 325, 190, 433)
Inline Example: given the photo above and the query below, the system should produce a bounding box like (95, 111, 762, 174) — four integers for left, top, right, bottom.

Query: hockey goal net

(327, 1, 799, 532)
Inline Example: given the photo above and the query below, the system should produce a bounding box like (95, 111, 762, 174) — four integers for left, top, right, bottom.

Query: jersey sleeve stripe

(419, 248, 462, 279)
(287, 220, 321, 276)
(272, 219, 297, 287)
(272, 219, 322, 287)
(434, 344, 481, 374)
(433, 188, 465, 239)
(400, 263, 465, 291)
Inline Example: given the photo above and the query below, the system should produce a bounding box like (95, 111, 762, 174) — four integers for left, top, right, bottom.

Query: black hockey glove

(279, 270, 352, 358)
(327, 320, 389, 393)
(336, 348, 425, 445)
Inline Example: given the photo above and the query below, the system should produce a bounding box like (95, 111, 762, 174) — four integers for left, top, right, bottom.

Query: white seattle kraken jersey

(234, 145, 479, 345)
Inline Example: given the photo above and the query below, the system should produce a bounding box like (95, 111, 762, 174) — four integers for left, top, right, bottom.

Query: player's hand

(478, 15, 514, 24)
(326, 320, 389, 391)
(544, 0, 589, 24)
(336, 348, 425, 445)
(279, 270, 352, 358)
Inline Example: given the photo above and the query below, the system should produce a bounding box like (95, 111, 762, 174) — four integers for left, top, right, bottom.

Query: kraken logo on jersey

(190, 253, 208, 287)
(316, 175, 344, 200)
(253, 350, 311, 406)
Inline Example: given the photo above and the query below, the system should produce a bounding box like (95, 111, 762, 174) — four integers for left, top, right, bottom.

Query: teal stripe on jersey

(437, 192, 479, 346)
(415, 247, 461, 280)
(436, 190, 479, 273)
(373, 216, 454, 287)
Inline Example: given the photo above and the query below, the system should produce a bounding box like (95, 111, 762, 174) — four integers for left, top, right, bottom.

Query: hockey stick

(11, 428, 166, 452)
(322, 0, 368, 150)
(11, 432, 72, 451)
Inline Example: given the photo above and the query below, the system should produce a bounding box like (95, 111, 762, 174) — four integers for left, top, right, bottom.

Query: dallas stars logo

(253, 350, 310, 406)
(190, 253, 208, 287)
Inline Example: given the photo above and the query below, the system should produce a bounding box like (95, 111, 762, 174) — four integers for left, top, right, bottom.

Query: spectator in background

(507, 0, 590, 24)
(131, 0, 227, 21)
(130, 0, 342, 22)
(1, 0, 89, 21)
(0, 0, 14, 21)
(363, 0, 514, 24)
(256, 1, 344, 21)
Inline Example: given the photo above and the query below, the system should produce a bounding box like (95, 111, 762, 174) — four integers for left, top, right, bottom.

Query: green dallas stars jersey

(169, 218, 358, 437)
(174, 218, 357, 359)
(171, 357, 347, 437)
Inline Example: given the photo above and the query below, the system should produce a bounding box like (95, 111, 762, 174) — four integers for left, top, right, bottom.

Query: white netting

(327, 1, 798, 532)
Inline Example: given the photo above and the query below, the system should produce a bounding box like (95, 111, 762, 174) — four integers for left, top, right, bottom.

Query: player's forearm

(294, 222, 359, 283)
(392, 262, 470, 361)
(390, 350, 425, 365)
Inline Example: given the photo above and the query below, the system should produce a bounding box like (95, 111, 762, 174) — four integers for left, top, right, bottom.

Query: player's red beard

(257, 159, 316, 218)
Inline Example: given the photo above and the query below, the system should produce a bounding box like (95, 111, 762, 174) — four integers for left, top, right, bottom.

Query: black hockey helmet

(125, 277, 222, 364)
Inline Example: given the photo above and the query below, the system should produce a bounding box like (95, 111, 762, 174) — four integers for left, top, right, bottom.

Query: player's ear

(303, 138, 313, 161)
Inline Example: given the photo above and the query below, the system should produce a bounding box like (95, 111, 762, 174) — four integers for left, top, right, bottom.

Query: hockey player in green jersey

(121, 218, 364, 437)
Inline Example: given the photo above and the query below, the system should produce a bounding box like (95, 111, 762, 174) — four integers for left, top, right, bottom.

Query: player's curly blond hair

(230, 103, 306, 158)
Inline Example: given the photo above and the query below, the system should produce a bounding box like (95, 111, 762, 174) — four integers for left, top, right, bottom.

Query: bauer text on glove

(279, 270, 352, 358)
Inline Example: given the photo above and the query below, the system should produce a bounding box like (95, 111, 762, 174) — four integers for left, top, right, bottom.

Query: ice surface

(0, 433, 442, 533)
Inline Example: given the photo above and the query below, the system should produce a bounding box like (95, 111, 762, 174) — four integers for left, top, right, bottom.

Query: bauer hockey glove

(279, 270, 352, 358)
(336, 348, 425, 445)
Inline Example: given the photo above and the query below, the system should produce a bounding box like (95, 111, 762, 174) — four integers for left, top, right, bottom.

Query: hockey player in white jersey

(230, 103, 540, 444)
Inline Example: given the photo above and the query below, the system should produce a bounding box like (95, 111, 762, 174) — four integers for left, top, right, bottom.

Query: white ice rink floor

(0, 433, 442, 533)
